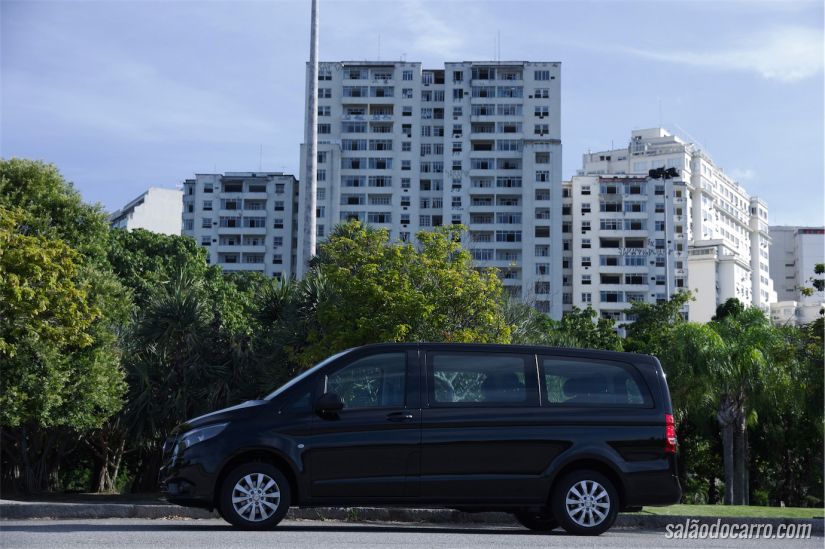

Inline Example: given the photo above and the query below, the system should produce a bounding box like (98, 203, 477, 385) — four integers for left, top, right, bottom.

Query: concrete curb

(1, 500, 822, 535)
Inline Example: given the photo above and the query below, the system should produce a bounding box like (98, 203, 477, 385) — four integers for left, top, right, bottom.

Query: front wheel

(551, 470, 618, 536)
(218, 462, 291, 529)
(514, 511, 558, 531)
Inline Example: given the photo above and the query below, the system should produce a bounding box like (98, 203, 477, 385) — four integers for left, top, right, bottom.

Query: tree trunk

(717, 395, 736, 505)
(708, 474, 717, 504)
(744, 427, 750, 506)
(733, 406, 747, 505)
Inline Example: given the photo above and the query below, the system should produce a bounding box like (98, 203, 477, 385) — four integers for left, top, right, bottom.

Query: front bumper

(159, 436, 224, 509)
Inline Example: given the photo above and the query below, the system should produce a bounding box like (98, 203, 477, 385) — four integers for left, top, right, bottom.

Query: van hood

(177, 400, 270, 432)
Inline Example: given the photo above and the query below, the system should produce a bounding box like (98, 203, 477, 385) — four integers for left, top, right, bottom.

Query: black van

(160, 343, 681, 535)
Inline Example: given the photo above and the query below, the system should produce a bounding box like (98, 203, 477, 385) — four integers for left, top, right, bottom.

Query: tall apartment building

(562, 174, 688, 329)
(768, 226, 824, 325)
(110, 187, 183, 236)
(577, 128, 775, 323)
(298, 60, 564, 317)
(181, 172, 299, 278)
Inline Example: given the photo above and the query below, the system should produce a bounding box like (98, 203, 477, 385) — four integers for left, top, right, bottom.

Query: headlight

(180, 423, 228, 450)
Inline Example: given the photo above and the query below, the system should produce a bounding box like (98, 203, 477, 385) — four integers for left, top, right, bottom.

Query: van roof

(351, 342, 661, 370)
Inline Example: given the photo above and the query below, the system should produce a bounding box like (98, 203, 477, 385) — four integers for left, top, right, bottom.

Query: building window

(201, 236, 211, 246)
(534, 70, 550, 80)
(403, 70, 413, 81)
(582, 293, 591, 303)
(201, 218, 212, 229)
(202, 200, 212, 211)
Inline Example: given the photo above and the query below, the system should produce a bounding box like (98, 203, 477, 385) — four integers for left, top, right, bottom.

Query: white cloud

(400, 0, 469, 59)
(729, 168, 757, 182)
(623, 26, 823, 82)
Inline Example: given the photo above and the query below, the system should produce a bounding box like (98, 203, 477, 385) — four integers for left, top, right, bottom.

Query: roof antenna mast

(302, 0, 319, 274)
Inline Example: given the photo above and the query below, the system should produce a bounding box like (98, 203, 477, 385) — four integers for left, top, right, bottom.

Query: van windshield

(263, 349, 352, 401)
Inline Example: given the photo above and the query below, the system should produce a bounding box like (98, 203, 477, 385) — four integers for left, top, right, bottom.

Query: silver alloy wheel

(231, 473, 281, 522)
(565, 479, 610, 528)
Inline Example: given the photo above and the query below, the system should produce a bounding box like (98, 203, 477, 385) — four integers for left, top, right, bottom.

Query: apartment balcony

(239, 225, 268, 234)
(216, 244, 266, 254)
(342, 114, 395, 122)
(217, 263, 266, 272)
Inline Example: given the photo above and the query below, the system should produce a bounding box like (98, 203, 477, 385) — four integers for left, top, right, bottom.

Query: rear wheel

(514, 511, 558, 531)
(218, 462, 291, 529)
(551, 470, 618, 536)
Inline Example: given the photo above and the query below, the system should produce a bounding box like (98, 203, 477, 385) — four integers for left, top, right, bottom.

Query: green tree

(300, 221, 510, 365)
(0, 159, 128, 493)
(800, 263, 825, 296)
(0, 159, 111, 260)
(0, 207, 97, 361)
(663, 307, 797, 505)
(624, 291, 692, 355)
(712, 297, 746, 320)
(556, 307, 623, 351)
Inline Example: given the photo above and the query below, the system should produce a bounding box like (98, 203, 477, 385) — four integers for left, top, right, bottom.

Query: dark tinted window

(428, 353, 535, 406)
(541, 357, 650, 407)
(327, 353, 406, 409)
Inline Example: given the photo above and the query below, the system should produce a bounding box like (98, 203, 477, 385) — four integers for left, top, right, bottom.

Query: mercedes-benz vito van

(160, 343, 681, 535)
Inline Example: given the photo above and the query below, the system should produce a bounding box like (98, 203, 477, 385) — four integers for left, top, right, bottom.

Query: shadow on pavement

(0, 522, 560, 536)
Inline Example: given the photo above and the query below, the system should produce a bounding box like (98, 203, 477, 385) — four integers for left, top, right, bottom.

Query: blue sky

(2, 0, 823, 225)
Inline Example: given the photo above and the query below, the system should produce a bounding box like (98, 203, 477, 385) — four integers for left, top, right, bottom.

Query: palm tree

(666, 308, 794, 504)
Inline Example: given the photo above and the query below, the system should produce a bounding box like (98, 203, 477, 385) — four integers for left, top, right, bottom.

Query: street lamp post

(648, 167, 680, 300)
(302, 0, 320, 274)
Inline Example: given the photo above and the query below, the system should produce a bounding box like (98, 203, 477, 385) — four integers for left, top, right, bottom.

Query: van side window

(541, 357, 651, 407)
(428, 353, 535, 406)
(327, 353, 406, 409)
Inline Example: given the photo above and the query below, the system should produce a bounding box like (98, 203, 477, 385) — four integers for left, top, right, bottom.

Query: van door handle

(386, 411, 414, 422)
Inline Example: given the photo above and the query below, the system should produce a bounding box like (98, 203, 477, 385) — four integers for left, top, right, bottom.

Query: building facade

(110, 187, 183, 236)
(768, 226, 824, 325)
(298, 60, 564, 317)
(577, 128, 775, 322)
(181, 172, 298, 278)
(562, 174, 687, 329)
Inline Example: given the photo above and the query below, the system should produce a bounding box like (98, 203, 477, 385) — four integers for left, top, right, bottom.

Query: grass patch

(636, 504, 823, 519)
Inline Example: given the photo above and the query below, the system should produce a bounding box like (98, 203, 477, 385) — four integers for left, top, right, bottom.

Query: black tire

(218, 462, 291, 529)
(551, 470, 618, 536)
(514, 511, 558, 531)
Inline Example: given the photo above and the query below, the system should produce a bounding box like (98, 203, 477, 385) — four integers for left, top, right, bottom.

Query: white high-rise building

(110, 187, 183, 236)
(298, 61, 563, 317)
(577, 128, 775, 323)
(768, 226, 824, 325)
(562, 174, 688, 329)
(181, 172, 299, 278)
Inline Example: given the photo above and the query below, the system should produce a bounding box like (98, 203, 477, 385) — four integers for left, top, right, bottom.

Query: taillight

(665, 413, 678, 454)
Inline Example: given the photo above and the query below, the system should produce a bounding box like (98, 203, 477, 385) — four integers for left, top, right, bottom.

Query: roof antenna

(259, 144, 263, 171)
(497, 30, 501, 63)
(378, 33, 381, 61)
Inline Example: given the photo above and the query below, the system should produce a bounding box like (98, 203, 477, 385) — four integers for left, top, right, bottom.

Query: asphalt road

(1, 518, 820, 549)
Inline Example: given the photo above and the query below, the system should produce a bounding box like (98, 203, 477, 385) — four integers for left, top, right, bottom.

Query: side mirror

(315, 392, 344, 414)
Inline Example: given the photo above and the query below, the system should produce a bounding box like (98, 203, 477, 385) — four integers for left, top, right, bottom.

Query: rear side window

(427, 352, 537, 406)
(540, 357, 651, 407)
(327, 353, 406, 409)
